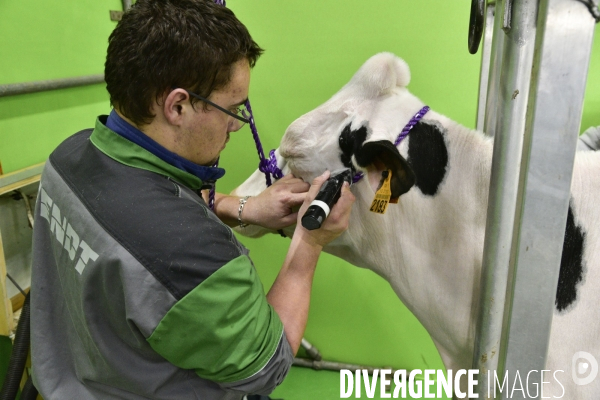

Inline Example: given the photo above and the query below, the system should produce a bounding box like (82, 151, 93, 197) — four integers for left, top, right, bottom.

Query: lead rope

(244, 100, 285, 186)
(210, 0, 286, 236)
(242, 101, 286, 237)
(209, 0, 226, 210)
(207, 95, 284, 208)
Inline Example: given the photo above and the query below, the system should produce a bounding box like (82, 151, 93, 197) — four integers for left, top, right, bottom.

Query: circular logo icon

(572, 351, 598, 386)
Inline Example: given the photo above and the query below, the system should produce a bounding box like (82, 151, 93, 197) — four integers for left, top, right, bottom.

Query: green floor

(271, 366, 451, 400)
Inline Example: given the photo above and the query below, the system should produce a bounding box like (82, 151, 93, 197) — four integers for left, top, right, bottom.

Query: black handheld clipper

(301, 168, 353, 230)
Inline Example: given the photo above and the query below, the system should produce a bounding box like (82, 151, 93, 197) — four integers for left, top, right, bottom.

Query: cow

(232, 52, 600, 398)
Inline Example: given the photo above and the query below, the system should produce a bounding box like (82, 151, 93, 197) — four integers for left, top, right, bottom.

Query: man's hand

(293, 170, 355, 248)
(267, 170, 355, 354)
(241, 174, 310, 230)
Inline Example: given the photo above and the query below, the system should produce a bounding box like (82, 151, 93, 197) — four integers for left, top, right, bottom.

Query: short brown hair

(105, 0, 263, 125)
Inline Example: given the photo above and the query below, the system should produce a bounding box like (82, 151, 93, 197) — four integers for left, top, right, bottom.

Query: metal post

(498, 1, 596, 398)
(472, 0, 539, 396)
(476, 2, 496, 132)
(481, 0, 506, 137)
(0, 74, 104, 98)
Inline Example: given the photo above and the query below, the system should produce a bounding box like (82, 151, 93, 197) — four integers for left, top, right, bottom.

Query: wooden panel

(0, 174, 42, 197)
(10, 287, 30, 312)
(0, 163, 42, 336)
(0, 230, 14, 336)
(0, 162, 44, 197)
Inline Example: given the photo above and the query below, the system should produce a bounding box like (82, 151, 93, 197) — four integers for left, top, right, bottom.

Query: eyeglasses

(181, 88, 250, 128)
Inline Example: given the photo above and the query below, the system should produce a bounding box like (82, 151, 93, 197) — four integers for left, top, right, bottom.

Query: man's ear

(163, 89, 190, 125)
(355, 140, 415, 200)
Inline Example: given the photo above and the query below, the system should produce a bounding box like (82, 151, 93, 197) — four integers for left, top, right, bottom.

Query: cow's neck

(327, 111, 493, 369)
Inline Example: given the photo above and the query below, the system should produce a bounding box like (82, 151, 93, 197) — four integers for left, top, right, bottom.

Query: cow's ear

(355, 140, 415, 199)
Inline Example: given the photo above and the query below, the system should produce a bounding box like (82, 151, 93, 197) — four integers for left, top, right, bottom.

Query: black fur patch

(339, 124, 368, 170)
(556, 205, 586, 312)
(406, 121, 449, 196)
(356, 140, 415, 198)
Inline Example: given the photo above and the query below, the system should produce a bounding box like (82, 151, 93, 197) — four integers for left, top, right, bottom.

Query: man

(30, 1, 354, 399)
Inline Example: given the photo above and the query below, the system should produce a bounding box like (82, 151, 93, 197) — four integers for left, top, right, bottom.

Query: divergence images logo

(572, 351, 598, 386)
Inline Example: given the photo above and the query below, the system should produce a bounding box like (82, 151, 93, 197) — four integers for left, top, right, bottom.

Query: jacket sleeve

(219, 331, 294, 395)
(146, 254, 293, 392)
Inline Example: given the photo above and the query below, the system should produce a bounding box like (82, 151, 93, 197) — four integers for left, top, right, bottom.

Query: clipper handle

(301, 168, 352, 230)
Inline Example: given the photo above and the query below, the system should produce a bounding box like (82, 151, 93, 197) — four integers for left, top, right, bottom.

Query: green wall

(1, 0, 599, 389)
(584, 24, 600, 132)
(0, 1, 119, 173)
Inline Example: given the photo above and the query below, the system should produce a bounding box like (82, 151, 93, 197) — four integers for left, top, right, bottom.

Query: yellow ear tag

(369, 169, 392, 214)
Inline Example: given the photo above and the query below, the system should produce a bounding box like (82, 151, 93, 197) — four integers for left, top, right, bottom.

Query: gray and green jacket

(31, 116, 293, 399)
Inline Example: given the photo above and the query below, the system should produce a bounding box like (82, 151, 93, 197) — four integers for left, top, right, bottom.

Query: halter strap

(246, 100, 285, 186)
(352, 105, 430, 183)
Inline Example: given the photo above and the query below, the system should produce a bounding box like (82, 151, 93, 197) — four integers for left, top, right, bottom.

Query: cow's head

(233, 52, 449, 237)
(279, 52, 427, 199)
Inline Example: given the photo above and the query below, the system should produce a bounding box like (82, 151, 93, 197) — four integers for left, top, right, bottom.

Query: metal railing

(471, 0, 596, 397)
(0, 74, 104, 98)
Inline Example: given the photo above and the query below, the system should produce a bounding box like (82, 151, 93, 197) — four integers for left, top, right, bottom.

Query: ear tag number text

(369, 169, 392, 214)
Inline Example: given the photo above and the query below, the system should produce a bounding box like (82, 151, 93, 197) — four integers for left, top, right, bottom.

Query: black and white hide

(232, 52, 600, 399)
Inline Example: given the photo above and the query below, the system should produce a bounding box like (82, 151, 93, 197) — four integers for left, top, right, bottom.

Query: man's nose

(228, 119, 244, 132)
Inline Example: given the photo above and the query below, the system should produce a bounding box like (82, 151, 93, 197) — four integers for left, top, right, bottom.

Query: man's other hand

(242, 174, 310, 230)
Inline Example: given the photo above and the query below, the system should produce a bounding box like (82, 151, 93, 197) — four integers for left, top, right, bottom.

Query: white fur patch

(347, 52, 411, 98)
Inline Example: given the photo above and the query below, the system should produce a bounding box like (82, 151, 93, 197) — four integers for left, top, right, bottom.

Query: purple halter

(207, 101, 284, 210)
(351, 105, 430, 183)
(208, 0, 284, 210)
(239, 105, 430, 192)
(211, 0, 428, 208)
(245, 100, 285, 187)
(209, 103, 429, 208)
(244, 105, 430, 189)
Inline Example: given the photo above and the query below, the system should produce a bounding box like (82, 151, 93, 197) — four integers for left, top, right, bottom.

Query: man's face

(180, 58, 251, 166)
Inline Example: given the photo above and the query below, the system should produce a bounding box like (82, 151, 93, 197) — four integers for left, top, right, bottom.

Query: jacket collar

(90, 112, 225, 190)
